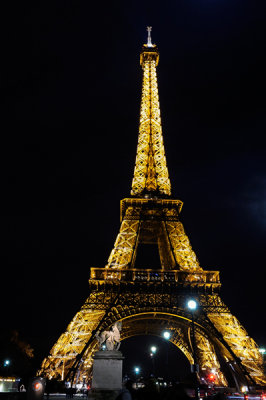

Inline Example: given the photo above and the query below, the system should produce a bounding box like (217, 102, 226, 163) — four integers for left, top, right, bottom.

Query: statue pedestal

(88, 350, 124, 400)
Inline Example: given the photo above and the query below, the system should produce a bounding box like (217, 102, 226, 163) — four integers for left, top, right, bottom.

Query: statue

(96, 321, 122, 351)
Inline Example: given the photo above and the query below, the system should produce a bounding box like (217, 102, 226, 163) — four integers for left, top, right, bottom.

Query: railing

(90, 268, 220, 285)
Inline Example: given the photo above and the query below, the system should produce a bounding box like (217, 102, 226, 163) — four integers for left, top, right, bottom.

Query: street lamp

(188, 299, 197, 311)
(163, 331, 171, 340)
(150, 346, 157, 376)
(187, 299, 199, 400)
(134, 366, 140, 375)
(134, 366, 140, 388)
(4, 360, 10, 367)
(162, 331, 171, 377)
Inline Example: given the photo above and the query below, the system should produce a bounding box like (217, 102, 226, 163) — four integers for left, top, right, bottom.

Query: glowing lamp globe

(134, 367, 140, 374)
(163, 331, 171, 340)
(187, 299, 197, 310)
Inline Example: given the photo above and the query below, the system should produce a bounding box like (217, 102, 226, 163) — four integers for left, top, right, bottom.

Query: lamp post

(150, 346, 157, 376)
(187, 299, 199, 400)
(162, 331, 171, 378)
(134, 366, 140, 388)
(4, 359, 11, 374)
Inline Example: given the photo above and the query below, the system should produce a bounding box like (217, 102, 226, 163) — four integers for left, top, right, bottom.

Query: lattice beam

(208, 312, 265, 384)
(131, 44, 171, 196)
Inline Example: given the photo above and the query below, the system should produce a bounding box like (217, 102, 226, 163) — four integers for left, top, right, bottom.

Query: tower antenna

(147, 26, 153, 47)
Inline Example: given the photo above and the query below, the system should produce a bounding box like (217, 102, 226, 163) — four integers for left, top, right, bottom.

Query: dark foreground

(0, 392, 263, 400)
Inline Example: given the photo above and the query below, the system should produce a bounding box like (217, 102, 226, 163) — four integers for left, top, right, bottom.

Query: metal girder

(106, 202, 203, 271)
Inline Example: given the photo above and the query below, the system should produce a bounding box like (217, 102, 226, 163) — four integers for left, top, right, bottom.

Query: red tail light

(208, 373, 215, 382)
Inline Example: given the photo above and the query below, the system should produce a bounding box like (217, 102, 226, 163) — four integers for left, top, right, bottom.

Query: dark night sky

(1, 0, 266, 376)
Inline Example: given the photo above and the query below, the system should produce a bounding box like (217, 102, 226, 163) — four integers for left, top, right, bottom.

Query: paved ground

(45, 394, 88, 400)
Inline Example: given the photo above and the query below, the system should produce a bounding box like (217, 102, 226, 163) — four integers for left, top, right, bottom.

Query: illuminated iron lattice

(39, 33, 266, 387)
(131, 44, 171, 196)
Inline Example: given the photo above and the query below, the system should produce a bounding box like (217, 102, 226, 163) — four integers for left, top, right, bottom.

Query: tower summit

(147, 26, 153, 47)
(131, 26, 171, 197)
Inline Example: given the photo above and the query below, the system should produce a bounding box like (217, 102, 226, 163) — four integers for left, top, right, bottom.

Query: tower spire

(147, 26, 153, 47)
(131, 28, 171, 197)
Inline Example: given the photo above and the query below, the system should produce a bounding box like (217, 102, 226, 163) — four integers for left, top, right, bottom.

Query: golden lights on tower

(131, 27, 170, 197)
(38, 28, 266, 387)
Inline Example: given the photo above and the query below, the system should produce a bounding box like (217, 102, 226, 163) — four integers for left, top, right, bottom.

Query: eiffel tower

(39, 28, 265, 387)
